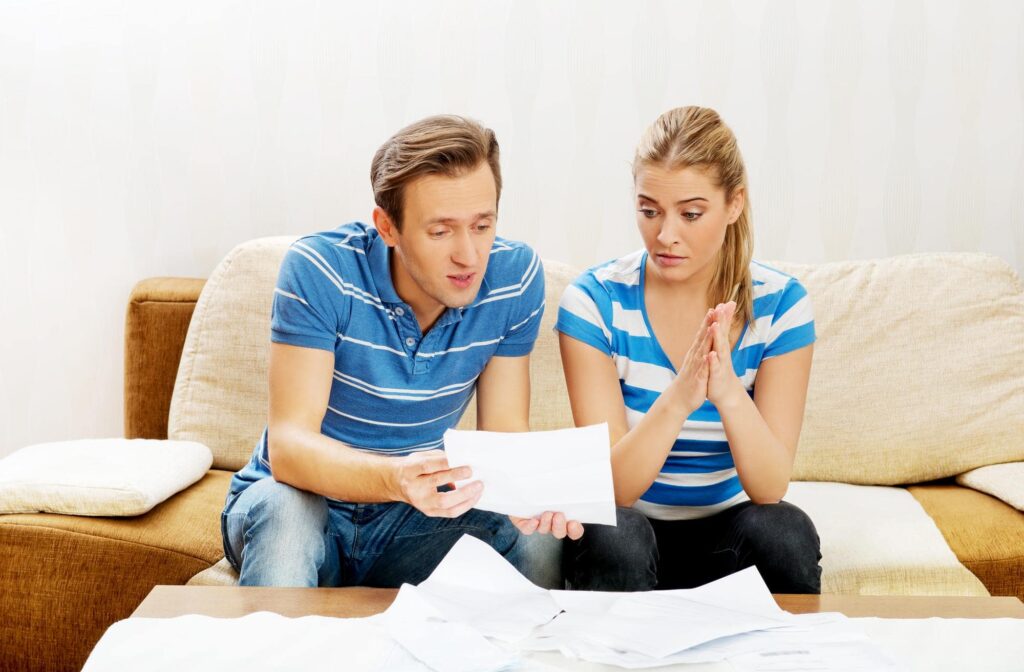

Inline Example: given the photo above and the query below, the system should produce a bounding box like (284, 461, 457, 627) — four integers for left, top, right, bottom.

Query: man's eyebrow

(425, 211, 497, 225)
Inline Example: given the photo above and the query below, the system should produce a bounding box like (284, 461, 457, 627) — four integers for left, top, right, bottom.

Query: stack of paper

(443, 423, 616, 526)
(387, 535, 904, 671)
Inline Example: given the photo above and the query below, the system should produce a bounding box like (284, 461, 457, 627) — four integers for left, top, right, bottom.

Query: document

(443, 423, 616, 525)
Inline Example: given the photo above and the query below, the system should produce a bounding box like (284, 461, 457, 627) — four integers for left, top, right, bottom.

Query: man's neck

(391, 253, 445, 333)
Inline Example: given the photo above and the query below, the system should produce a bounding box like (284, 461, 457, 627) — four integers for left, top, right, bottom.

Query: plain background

(1, 0, 1022, 458)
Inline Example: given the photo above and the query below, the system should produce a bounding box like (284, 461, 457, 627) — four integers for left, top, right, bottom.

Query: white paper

(384, 584, 521, 672)
(443, 423, 616, 525)
(413, 535, 563, 642)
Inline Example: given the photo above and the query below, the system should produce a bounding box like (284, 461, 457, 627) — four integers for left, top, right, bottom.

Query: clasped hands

(670, 300, 746, 415)
(393, 450, 584, 540)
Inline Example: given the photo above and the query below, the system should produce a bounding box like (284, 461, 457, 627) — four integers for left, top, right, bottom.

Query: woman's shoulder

(577, 249, 646, 289)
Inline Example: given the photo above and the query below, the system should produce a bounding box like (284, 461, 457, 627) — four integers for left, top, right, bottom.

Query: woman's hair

(633, 106, 754, 332)
(371, 115, 502, 230)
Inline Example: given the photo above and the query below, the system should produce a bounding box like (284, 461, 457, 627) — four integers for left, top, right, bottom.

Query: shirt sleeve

(494, 251, 546, 357)
(554, 273, 613, 356)
(762, 277, 816, 359)
(269, 238, 345, 352)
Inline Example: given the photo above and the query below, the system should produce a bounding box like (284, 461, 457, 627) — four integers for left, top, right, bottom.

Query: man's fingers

(536, 511, 554, 535)
(411, 450, 451, 475)
(513, 517, 539, 535)
(432, 480, 482, 515)
(428, 466, 472, 488)
(567, 521, 585, 541)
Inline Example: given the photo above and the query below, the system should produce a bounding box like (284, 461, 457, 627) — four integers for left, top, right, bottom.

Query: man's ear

(727, 187, 745, 225)
(373, 206, 400, 247)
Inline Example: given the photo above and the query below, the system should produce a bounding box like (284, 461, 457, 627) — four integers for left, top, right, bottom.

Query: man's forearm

(267, 425, 403, 503)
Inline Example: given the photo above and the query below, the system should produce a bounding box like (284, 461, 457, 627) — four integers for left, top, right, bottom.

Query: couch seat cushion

(909, 484, 1024, 601)
(786, 482, 989, 596)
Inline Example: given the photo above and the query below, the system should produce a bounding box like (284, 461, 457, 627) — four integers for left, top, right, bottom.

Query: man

(222, 115, 583, 588)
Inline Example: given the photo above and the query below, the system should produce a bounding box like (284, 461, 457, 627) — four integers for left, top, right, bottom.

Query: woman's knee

(563, 506, 658, 591)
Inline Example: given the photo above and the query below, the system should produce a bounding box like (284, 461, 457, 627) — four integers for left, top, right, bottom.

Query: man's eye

(429, 230, 447, 239)
(474, 223, 492, 232)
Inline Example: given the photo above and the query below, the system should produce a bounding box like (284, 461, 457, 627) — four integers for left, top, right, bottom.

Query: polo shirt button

(405, 337, 416, 347)
(395, 307, 405, 316)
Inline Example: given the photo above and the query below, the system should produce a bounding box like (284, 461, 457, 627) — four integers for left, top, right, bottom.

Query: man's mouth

(447, 273, 475, 289)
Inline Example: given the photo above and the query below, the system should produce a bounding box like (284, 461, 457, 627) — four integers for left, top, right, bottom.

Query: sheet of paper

(414, 534, 563, 642)
(384, 584, 521, 672)
(443, 423, 616, 525)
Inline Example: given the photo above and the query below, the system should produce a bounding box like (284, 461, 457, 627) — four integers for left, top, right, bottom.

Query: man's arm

(476, 353, 584, 540)
(267, 342, 482, 517)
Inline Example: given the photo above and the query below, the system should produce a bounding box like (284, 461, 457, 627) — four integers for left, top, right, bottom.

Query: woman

(556, 106, 821, 593)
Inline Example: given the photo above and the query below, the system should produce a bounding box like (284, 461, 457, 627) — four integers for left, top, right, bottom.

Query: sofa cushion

(909, 484, 1024, 600)
(955, 462, 1024, 512)
(168, 237, 295, 470)
(772, 254, 1024, 484)
(0, 438, 212, 516)
(785, 482, 989, 596)
(0, 469, 231, 672)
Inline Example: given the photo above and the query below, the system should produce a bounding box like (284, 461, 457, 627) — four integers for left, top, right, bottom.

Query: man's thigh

(355, 505, 521, 588)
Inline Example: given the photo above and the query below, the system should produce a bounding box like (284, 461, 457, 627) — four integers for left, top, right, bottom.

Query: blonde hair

(371, 115, 501, 229)
(632, 106, 754, 332)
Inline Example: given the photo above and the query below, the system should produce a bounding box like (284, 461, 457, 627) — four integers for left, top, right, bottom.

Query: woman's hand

(706, 301, 746, 409)
(666, 308, 714, 415)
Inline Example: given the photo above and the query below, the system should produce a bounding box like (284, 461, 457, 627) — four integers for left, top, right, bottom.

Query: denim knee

(563, 506, 658, 591)
(728, 501, 821, 593)
(224, 479, 330, 587)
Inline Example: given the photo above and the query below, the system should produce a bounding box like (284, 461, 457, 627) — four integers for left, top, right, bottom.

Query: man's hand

(510, 512, 585, 540)
(393, 450, 483, 518)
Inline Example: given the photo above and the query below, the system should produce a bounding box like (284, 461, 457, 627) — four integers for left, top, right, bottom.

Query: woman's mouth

(655, 253, 688, 267)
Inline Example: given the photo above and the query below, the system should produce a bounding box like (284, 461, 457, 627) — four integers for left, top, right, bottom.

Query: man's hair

(370, 115, 502, 229)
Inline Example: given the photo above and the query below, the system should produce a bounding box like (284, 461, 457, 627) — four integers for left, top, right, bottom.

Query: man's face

(384, 162, 498, 310)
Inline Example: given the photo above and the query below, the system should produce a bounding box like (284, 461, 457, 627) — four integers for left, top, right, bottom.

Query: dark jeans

(564, 501, 822, 593)
(222, 477, 523, 587)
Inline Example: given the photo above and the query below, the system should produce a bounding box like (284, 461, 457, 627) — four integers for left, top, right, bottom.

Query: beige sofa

(2, 237, 1022, 671)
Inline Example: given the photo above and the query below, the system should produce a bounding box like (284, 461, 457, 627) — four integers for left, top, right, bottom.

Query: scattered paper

(443, 423, 616, 525)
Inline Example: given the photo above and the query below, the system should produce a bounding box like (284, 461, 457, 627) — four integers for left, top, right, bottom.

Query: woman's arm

(558, 309, 714, 506)
(706, 311, 813, 503)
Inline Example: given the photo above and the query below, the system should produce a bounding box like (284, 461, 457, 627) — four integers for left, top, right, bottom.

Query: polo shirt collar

(367, 229, 402, 305)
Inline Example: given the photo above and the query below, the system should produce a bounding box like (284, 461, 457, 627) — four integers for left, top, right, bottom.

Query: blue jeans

(564, 502, 822, 593)
(221, 478, 525, 587)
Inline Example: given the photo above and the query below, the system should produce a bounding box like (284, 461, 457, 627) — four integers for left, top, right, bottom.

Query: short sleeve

(494, 252, 546, 357)
(269, 238, 345, 352)
(762, 278, 816, 359)
(554, 273, 613, 356)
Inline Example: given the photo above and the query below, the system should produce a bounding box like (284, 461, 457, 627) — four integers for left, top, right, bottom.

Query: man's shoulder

(479, 237, 542, 289)
(287, 222, 376, 273)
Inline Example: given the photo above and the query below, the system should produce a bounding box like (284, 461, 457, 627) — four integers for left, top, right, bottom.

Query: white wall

(1, 0, 1022, 457)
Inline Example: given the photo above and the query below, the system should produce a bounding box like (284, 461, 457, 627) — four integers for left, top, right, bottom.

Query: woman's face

(635, 163, 744, 288)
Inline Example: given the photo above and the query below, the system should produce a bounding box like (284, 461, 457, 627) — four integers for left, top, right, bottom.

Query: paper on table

(413, 535, 563, 642)
(384, 584, 521, 672)
(443, 423, 616, 525)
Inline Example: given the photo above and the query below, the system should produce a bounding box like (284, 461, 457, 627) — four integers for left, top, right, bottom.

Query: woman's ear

(727, 187, 746, 225)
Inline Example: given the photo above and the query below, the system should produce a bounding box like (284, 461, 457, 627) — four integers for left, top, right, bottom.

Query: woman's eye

(638, 208, 659, 219)
(683, 211, 702, 221)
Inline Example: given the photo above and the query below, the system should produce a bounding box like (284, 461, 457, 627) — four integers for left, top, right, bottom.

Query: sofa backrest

(776, 253, 1024, 484)
(170, 239, 1024, 484)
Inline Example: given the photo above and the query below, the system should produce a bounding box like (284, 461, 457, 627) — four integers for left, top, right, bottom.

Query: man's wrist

(383, 457, 407, 504)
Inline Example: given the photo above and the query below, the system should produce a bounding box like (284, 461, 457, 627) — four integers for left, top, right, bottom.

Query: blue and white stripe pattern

(555, 250, 815, 520)
(230, 222, 545, 495)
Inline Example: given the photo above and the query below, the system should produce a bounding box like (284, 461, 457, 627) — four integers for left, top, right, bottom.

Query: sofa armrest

(124, 277, 206, 439)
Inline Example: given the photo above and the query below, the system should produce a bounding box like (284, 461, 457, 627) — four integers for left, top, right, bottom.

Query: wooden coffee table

(133, 585, 1024, 620)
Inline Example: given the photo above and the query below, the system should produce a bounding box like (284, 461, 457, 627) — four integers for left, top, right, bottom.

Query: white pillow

(0, 438, 213, 516)
(956, 463, 1024, 512)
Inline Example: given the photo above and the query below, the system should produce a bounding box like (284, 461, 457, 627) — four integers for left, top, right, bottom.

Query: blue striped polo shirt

(229, 222, 545, 496)
(555, 251, 815, 520)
